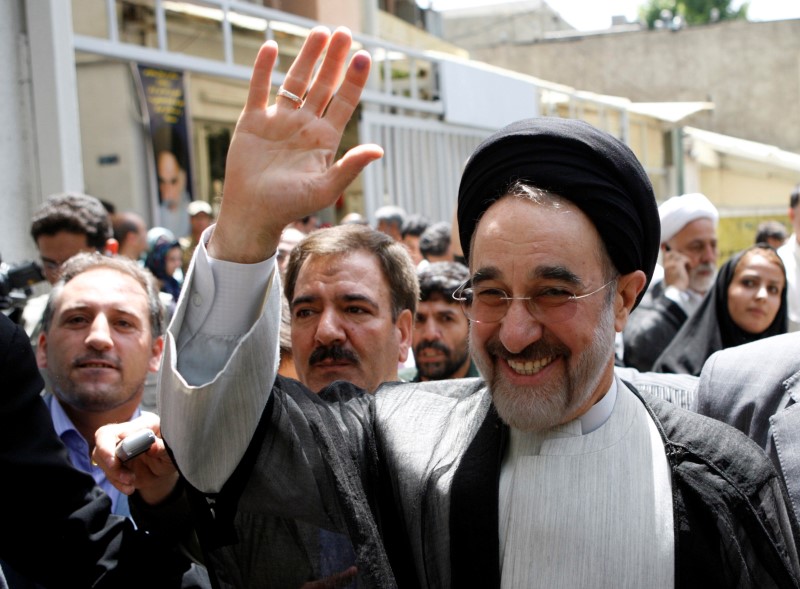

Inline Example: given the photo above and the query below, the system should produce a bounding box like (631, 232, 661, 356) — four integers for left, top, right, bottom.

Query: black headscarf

(652, 245, 788, 376)
(457, 117, 660, 308)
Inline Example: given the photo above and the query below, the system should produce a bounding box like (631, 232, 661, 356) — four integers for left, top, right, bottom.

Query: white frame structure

(44, 0, 654, 225)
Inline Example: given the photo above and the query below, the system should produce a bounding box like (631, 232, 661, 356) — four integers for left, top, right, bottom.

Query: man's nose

(702, 243, 717, 263)
(417, 318, 441, 341)
(498, 298, 543, 354)
(85, 315, 114, 350)
(314, 308, 345, 345)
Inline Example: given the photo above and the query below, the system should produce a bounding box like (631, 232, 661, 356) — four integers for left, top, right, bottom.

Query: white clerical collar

(579, 378, 617, 434)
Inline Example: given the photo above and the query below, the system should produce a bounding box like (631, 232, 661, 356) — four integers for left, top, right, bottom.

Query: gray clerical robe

(184, 375, 799, 589)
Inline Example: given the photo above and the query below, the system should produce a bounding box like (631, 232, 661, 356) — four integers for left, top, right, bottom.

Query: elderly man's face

(665, 218, 717, 294)
(468, 197, 619, 431)
(290, 250, 412, 393)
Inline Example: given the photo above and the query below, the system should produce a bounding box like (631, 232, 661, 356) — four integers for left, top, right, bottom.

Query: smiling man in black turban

(158, 32, 800, 589)
(458, 117, 660, 308)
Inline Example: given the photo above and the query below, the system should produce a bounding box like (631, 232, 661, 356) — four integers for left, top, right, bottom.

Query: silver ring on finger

(277, 87, 304, 108)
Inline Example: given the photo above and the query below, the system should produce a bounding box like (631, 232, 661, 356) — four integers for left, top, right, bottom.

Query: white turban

(658, 193, 719, 244)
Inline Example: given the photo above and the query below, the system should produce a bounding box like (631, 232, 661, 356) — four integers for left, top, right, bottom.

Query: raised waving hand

(210, 26, 383, 263)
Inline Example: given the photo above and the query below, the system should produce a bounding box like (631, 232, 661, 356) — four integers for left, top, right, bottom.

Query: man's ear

(36, 332, 48, 368)
(395, 308, 414, 364)
(614, 270, 647, 333)
(148, 335, 165, 373)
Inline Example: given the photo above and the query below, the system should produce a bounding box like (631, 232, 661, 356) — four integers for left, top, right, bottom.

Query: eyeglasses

(40, 256, 66, 275)
(452, 279, 615, 324)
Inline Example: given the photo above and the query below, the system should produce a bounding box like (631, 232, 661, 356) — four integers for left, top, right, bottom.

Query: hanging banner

(137, 65, 194, 239)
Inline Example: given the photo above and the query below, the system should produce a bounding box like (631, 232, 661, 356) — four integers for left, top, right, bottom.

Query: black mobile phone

(115, 429, 157, 463)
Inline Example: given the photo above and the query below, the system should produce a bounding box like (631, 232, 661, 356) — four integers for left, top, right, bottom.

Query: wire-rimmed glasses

(452, 279, 615, 324)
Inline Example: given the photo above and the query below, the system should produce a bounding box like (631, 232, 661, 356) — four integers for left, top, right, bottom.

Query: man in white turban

(623, 193, 719, 371)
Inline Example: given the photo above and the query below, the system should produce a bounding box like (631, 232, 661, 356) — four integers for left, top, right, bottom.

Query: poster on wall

(137, 64, 193, 239)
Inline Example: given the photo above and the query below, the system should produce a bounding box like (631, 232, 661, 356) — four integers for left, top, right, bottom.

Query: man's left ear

(614, 270, 647, 333)
(396, 308, 414, 364)
(149, 335, 165, 372)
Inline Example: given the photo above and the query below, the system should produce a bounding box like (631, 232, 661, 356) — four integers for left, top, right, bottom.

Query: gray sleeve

(159, 230, 281, 493)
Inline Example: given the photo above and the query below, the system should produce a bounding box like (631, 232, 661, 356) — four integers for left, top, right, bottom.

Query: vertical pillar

(25, 0, 85, 196)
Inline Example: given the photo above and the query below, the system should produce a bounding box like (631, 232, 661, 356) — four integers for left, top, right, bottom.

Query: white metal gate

(359, 111, 489, 224)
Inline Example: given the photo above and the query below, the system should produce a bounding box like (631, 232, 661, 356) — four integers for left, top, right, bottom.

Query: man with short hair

(419, 221, 453, 264)
(374, 205, 406, 242)
(623, 193, 719, 370)
(30, 192, 116, 285)
(778, 184, 800, 331)
(401, 213, 430, 266)
(158, 29, 798, 588)
(283, 223, 416, 394)
(756, 220, 788, 249)
(37, 253, 168, 515)
(113, 211, 149, 262)
(0, 313, 202, 589)
(412, 261, 477, 381)
(23, 193, 117, 345)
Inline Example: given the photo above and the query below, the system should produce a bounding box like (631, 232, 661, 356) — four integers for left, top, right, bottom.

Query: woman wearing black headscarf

(652, 244, 788, 376)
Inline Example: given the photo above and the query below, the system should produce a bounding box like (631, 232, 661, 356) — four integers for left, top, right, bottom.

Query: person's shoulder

(615, 368, 697, 410)
(638, 387, 778, 488)
(705, 332, 800, 372)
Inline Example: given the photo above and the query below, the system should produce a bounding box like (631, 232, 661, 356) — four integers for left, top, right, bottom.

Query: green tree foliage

(640, 0, 749, 29)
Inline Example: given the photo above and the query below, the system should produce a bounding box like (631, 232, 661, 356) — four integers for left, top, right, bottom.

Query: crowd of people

(3, 25, 800, 588)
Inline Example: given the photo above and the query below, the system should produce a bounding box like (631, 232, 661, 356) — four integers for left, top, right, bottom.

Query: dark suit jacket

(697, 332, 800, 528)
(0, 313, 202, 588)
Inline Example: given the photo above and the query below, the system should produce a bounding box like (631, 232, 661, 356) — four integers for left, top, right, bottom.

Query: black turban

(457, 117, 660, 308)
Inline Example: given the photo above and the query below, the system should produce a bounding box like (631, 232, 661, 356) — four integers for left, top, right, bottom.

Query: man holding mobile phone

(623, 193, 719, 371)
(33, 253, 170, 517)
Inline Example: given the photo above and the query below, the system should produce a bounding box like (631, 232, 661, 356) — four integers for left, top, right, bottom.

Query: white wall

(0, 0, 40, 264)
(78, 61, 153, 221)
